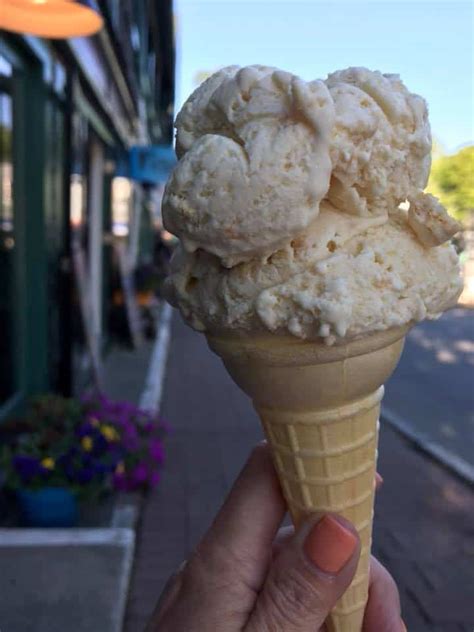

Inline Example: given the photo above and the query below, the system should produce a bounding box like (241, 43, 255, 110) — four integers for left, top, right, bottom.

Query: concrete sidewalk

(124, 314, 474, 632)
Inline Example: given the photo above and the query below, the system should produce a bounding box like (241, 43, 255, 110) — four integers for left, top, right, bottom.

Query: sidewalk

(383, 307, 474, 481)
(124, 314, 474, 632)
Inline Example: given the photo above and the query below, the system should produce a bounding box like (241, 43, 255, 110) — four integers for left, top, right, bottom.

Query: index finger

(194, 442, 286, 590)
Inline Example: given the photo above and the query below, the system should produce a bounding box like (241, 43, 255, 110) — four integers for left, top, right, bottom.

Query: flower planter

(3, 394, 166, 528)
(17, 487, 78, 527)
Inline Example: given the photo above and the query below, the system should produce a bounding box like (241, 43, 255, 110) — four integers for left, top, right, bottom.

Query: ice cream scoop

(325, 67, 432, 216)
(163, 65, 335, 267)
(166, 205, 460, 342)
(163, 65, 461, 343)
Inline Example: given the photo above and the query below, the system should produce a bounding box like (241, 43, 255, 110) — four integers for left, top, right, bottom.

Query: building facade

(0, 1, 175, 420)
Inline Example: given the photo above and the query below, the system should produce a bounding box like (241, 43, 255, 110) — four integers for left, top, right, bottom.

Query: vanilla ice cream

(164, 65, 335, 267)
(325, 67, 432, 216)
(163, 65, 461, 343)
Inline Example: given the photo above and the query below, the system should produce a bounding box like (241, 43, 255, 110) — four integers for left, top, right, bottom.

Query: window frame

(0, 36, 49, 421)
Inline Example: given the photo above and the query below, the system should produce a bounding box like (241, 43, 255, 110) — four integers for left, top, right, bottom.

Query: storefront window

(70, 114, 111, 394)
(0, 56, 15, 404)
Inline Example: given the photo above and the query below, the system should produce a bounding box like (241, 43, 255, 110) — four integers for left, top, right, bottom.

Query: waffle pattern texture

(259, 388, 382, 631)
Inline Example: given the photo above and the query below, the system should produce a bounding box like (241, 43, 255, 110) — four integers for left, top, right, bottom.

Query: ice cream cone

(207, 326, 408, 632)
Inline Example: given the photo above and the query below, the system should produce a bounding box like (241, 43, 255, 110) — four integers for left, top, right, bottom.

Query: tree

(427, 145, 474, 223)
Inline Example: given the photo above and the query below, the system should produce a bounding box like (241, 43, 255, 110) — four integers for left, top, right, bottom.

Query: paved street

(384, 307, 474, 468)
(124, 313, 474, 632)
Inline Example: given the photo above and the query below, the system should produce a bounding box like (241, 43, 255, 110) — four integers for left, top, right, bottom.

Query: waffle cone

(207, 326, 407, 632)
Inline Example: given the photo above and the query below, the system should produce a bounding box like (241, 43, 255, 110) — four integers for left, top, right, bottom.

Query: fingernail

(304, 515, 357, 573)
(400, 619, 407, 632)
(375, 472, 384, 487)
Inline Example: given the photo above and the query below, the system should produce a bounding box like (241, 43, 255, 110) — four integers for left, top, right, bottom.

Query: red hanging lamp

(0, 0, 103, 39)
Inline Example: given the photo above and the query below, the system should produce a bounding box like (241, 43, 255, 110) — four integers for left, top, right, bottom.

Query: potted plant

(0, 394, 167, 527)
(81, 393, 168, 492)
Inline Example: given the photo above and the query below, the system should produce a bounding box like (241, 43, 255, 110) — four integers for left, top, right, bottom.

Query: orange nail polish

(304, 515, 357, 573)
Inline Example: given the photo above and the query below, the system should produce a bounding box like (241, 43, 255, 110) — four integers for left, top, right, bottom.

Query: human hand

(147, 443, 404, 632)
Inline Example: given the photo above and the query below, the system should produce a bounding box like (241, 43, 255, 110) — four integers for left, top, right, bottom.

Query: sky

(174, 0, 473, 154)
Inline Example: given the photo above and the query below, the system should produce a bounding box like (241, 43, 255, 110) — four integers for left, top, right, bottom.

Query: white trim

(112, 530, 135, 632)
(381, 407, 474, 486)
(0, 528, 134, 547)
(139, 303, 173, 413)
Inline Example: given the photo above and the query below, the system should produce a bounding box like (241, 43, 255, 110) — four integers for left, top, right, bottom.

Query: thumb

(246, 514, 360, 632)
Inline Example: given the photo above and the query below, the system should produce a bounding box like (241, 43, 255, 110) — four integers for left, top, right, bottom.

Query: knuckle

(182, 545, 256, 624)
(185, 544, 246, 593)
(191, 535, 261, 590)
(264, 565, 325, 626)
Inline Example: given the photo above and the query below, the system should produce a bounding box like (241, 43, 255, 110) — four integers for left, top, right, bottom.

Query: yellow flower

(90, 417, 100, 427)
(41, 457, 55, 470)
(81, 436, 93, 452)
(101, 424, 119, 442)
(115, 462, 125, 475)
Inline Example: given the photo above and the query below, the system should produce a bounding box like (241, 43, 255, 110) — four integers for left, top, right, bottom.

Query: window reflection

(112, 176, 132, 237)
(70, 172, 85, 229)
(70, 112, 89, 245)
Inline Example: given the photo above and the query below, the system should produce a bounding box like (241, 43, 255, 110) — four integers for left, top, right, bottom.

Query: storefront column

(88, 136, 104, 361)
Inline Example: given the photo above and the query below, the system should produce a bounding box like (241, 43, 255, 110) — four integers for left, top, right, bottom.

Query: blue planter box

(17, 488, 78, 527)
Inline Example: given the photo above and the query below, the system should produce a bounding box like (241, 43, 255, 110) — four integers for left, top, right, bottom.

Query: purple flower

(131, 462, 148, 484)
(75, 467, 94, 484)
(76, 423, 94, 438)
(113, 472, 132, 491)
(91, 433, 108, 456)
(94, 463, 109, 475)
(86, 411, 104, 422)
(13, 455, 45, 482)
(121, 425, 139, 451)
(143, 421, 155, 433)
(107, 447, 124, 466)
(149, 439, 164, 463)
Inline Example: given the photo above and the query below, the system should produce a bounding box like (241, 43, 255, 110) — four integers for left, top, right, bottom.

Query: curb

(119, 304, 173, 631)
(139, 303, 173, 413)
(381, 406, 474, 487)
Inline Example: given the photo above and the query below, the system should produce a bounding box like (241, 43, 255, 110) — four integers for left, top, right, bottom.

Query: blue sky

(175, 0, 473, 154)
